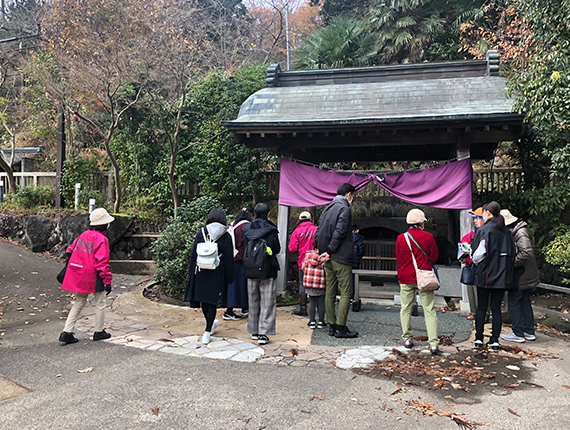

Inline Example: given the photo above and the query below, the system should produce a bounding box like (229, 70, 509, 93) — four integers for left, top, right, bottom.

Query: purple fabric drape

(372, 158, 472, 209)
(279, 158, 369, 207)
(278, 157, 472, 209)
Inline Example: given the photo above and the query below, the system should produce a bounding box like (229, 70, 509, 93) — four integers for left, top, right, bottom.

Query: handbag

(460, 263, 475, 285)
(56, 259, 69, 284)
(404, 232, 440, 291)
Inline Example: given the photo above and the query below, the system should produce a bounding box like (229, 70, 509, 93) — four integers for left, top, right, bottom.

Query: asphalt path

(1, 240, 570, 429)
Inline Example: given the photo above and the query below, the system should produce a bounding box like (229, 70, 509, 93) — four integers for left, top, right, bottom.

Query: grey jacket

(510, 220, 540, 290)
(315, 195, 355, 267)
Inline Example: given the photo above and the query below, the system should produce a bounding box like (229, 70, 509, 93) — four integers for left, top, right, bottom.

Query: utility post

(55, 105, 66, 208)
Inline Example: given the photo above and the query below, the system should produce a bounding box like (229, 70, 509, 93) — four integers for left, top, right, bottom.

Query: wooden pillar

(276, 204, 290, 294)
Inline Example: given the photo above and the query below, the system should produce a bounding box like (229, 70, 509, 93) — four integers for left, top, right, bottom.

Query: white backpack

(228, 220, 249, 258)
(196, 227, 220, 271)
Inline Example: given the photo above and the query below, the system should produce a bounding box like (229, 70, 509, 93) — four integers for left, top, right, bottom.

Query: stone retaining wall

(0, 213, 141, 260)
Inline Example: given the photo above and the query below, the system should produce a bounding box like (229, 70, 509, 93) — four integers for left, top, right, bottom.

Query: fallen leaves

(563, 385, 570, 389)
(77, 367, 93, 373)
(309, 396, 324, 401)
(151, 406, 159, 416)
(507, 408, 520, 417)
(290, 348, 298, 356)
(299, 409, 311, 414)
(406, 400, 489, 429)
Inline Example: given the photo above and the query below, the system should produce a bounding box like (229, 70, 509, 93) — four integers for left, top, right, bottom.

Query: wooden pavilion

(223, 50, 526, 302)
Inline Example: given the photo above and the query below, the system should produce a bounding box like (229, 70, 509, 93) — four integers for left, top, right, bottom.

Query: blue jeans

(508, 289, 535, 336)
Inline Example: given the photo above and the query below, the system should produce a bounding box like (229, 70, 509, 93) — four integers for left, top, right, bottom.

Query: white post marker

(89, 198, 96, 214)
(74, 183, 81, 211)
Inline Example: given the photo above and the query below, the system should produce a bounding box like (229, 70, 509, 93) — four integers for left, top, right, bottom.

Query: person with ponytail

(470, 201, 517, 351)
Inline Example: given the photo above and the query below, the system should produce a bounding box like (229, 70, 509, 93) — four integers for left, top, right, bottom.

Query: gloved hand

(105, 284, 112, 295)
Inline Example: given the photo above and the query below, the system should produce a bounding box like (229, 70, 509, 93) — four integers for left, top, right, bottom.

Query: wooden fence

(0, 167, 546, 200)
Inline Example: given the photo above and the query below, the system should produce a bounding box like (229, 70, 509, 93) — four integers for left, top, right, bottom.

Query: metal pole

(285, 3, 290, 71)
(0, 180, 3, 205)
(75, 183, 80, 211)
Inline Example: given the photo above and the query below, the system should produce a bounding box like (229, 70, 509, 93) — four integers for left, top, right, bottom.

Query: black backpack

(243, 238, 271, 279)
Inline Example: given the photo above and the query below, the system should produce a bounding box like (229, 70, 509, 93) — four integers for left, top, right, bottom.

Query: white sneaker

(524, 332, 536, 341)
(201, 332, 211, 345)
(210, 319, 219, 336)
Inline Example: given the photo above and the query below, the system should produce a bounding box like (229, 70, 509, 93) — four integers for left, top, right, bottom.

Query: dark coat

(315, 195, 355, 267)
(184, 227, 235, 306)
(242, 218, 281, 279)
(352, 232, 365, 269)
(472, 217, 516, 290)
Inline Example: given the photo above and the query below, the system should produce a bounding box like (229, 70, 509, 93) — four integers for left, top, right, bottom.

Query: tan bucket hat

(500, 209, 518, 226)
(90, 208, 115, 226)
(406, 208, 427, 224)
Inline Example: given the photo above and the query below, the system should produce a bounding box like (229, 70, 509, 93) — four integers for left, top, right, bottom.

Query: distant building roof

(224, 51, 525, 163)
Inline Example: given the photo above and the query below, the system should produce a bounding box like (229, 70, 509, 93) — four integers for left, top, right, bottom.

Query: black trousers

(475, 288, 505, 344)
(202, 302, 217, 332)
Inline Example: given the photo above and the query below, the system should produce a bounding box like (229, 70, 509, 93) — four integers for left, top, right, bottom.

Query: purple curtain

(278, 158, 472, 209)
(372, 159, 472, 209)
(279, 158, 369, 207)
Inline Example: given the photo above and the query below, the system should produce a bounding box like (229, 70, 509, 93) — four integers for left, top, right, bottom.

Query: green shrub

(77, 189, 108, 211)
(543, 226, 570, 284)
(3, 185, 55, 209)
(151, 196, 224, 299)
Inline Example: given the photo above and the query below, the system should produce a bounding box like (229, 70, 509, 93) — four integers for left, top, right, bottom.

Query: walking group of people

(58, 196, 539, 355)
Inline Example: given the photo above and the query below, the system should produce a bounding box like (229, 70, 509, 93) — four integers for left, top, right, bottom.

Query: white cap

(406, 208, 427, 224)
(299, 211, 312, 221)
(90, 208, 115, 226)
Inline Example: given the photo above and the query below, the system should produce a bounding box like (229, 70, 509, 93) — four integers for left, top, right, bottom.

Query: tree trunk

(0, 156, 17, 194)
(168, 151, 179, 217)
(103, 136, 122, 213)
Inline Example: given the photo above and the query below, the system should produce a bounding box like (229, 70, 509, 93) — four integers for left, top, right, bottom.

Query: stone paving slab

(72, 278, 478, 369)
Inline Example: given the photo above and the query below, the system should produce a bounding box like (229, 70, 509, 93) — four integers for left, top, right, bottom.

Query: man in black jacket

(242, 203, 281, 345)
(315, 183, 358, 338)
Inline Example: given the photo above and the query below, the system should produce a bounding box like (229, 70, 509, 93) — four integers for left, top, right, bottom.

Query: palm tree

(367, 0, 485, 64)
(294, 15, 381, 69)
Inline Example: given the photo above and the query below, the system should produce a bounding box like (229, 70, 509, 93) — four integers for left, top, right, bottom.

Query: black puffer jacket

(242, 218, 281, 279)
(472, 217, 516, 289)
(315, 195, 355, 267)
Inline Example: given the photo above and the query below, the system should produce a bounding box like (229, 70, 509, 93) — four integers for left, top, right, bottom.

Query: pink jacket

(460, 230, 475, 265)
(288, 221, 317, 269)
(61, 230, 113, 294)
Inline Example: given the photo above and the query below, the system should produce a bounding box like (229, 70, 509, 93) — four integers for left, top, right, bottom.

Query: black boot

(334, 325, 359, 338)
(328, 324, 338, 336)
(293, 294, 308, 316)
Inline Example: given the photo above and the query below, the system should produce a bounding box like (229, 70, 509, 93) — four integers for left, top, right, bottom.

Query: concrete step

(110, 260, 156, 275)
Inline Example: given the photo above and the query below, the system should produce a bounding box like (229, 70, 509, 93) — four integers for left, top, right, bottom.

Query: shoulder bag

(404, 232, 440, 291)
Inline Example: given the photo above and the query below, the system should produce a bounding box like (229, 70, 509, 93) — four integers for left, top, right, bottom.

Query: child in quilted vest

(302, 249, 326, 329)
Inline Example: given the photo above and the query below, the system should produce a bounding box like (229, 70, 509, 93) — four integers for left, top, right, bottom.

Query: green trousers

(324, 260, 352, 326)
(400, 283, 439, 347)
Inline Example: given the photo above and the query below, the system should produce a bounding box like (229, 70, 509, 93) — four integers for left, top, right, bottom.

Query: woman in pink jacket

(288, 211, 317, 316)
(59, 208, 115, 344)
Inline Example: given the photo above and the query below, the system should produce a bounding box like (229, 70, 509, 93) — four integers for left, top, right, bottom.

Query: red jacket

(396, 228, 439, 285)
(288, 221, 317, 269)
(62, 230, 113, 294)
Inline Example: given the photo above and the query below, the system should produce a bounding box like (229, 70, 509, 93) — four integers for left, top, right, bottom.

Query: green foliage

(295, 15, 381, 69)
(543, 226, 570, 284)
(151, 196, 224, 298)
(2, 185, 55, 209)
(181, 65, 276, 204)
(507, 0, 570, 176)
(61, 154, 102, 209)
(310, 0, 371, 24)
(475, 182, 570, 248)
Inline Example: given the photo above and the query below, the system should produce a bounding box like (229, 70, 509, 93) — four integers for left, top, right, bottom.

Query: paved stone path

(75, 296, 454, 369)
